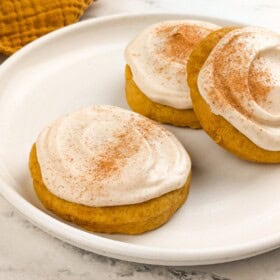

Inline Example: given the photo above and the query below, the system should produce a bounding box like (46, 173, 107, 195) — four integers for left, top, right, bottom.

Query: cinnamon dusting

(93, 124, 139, 181)
(91, 115, 160, 182)
(206, 31, 275, 117)
(156, 25, 212, 64)
(209, 34, 256, 116)
(248, 57, 273, 106)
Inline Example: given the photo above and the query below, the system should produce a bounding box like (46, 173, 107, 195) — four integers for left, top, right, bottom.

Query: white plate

(0, 13, 280, 266)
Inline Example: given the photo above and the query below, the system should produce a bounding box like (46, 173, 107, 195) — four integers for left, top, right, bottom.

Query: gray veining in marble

(3, 193, 280, 280)
(1, 0, 280, 279)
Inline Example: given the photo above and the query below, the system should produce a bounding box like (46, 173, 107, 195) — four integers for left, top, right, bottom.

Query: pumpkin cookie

(29, 105, 191, 234)
(187, 27, 280, 163)
(125, 20, 219, 128)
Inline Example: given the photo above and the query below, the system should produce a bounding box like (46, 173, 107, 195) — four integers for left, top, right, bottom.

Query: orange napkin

(0, 0, 93, 55)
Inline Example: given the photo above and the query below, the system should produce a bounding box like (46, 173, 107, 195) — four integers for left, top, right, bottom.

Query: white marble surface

(1, 0, 280, 279)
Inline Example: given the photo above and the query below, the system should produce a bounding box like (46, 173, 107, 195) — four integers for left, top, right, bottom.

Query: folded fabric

(0, 0, 93, 55)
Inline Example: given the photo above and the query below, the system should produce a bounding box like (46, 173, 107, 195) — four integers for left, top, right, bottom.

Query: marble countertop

(1, 0, 280, 279)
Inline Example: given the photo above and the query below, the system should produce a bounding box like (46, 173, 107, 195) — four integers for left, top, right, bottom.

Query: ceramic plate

(0, 13, 279, 266)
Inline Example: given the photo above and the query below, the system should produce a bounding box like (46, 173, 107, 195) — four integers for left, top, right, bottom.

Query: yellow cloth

(0, 0, 93, 55)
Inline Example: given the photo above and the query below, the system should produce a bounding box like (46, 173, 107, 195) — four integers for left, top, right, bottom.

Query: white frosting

(36, 105, 191, 207)
(198, 27, 280, 151)
(125, 20, 219, 109)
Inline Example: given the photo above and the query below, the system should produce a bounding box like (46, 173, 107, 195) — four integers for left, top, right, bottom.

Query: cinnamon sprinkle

(248, 56, 273, 106)
(206, 31, 277, 117)
(92, 124, 139, 181)
(91, 116, 160, 182)
(156, 24, 212, 64)
(207, 34, 260, 115)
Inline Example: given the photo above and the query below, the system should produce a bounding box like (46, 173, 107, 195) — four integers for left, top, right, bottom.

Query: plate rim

(0, 12, 279, 266)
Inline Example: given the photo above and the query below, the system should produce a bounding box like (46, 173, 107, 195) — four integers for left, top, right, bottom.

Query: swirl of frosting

(198, 27, 280, 151)
(125, 20, 219, 109)
(36, 105, 191, 207)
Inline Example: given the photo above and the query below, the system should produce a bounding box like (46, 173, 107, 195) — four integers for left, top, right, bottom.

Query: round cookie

(29, 105, 192, 234)
(125, 20, 219, 128)
(187, 27, 280, 163)
(29, 145, 190, 234)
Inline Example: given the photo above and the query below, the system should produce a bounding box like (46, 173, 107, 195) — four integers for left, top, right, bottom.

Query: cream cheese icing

(198, 26, 280, 151)
(36, 105, 191, 207)
(125, 20, 219, 109)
